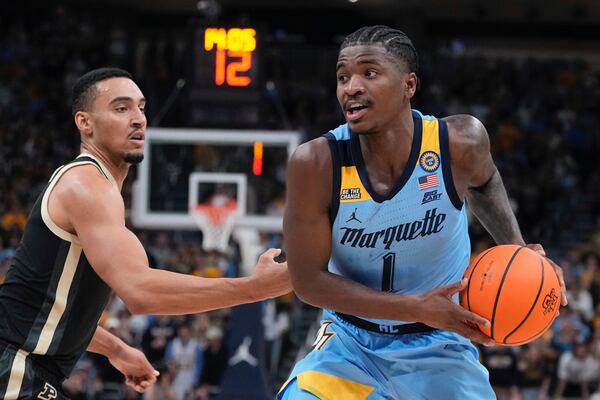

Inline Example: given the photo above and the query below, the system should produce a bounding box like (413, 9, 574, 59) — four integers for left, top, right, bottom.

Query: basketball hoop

(191, 197, 239, 252)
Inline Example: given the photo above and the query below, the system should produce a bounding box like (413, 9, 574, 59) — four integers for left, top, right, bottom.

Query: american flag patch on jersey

(418, 174, 439, 190)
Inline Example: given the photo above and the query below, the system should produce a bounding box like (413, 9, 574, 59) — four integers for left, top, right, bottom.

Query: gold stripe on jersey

(340, 166, 372, 203)
(5, 349, 28, 399)
(296, 370, 374, 400)
(419, 119, 441, 156)
(32, 244, 82, 355)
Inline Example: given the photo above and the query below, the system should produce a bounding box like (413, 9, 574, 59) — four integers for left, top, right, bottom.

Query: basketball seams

(490, 246, 524, 340)
(509, 257, 561, 345)
(502, 252, 545, 344)
(508, 304, 558, 346)
(464, 247, 496, 313)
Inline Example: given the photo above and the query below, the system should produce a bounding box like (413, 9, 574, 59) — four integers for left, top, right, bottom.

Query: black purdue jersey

(0, 155, 115, 380)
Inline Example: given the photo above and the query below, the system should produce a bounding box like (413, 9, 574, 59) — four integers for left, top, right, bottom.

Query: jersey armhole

(324, 132, 342, 224)
(439, 120, 463, 210)
(41, 161, 107, 244)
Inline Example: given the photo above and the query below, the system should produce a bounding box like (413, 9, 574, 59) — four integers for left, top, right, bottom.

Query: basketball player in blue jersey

(0, 68, 291, 399)
(278, 26, 567, 400)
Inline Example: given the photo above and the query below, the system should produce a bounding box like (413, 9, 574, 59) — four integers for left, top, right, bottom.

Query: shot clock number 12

(204, 27, 256, 87)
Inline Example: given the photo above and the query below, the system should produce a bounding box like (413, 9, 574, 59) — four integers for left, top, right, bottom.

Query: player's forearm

(293, 270, 420, 321)
(122, 269, 258, 315)
(87, 325, 127, 358)
(467, 169, 525, 245)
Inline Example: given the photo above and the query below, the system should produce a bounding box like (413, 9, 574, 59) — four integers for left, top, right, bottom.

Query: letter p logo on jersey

(37, 383, 57, 400)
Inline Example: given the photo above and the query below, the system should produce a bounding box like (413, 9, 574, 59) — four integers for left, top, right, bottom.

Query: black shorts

(0, 341, 70, 400)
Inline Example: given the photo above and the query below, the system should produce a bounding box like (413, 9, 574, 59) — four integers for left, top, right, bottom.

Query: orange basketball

(460, 245, 561, 346)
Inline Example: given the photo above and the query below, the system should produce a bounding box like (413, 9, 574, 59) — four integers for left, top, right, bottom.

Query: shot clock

(204, 27, 256, 87)
(189, 25, 262, 127)
(195, 26, 260, 90)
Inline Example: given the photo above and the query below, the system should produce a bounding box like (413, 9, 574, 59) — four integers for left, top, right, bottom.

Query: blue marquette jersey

(326, 109, 470, 327)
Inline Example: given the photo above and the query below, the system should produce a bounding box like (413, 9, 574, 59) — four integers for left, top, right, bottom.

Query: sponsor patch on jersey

(421, 190, 442, 204)
(419, 151, 440, 172)
(340, 187, 362, 200)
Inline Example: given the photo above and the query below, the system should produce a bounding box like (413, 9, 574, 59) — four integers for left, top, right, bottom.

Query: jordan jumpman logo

(346, 208, 362, 223)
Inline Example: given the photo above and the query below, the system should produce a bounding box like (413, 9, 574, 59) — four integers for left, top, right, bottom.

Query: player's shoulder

(442, 114, 489, 150)
(53, 164, 121, 207)
(290, 136, 330, 168)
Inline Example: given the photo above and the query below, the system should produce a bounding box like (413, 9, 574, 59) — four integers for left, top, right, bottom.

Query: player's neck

(359, 107, 414, 167)
(79, 145, 129, 189)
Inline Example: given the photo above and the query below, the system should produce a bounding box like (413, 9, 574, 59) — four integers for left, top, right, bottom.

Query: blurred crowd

(1, 5, 600, 400)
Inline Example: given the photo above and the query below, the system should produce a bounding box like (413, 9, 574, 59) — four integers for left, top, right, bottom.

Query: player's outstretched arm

(445, 114, 567, 305)
(283, 139, 493, 345)
(87, 325, 159, 392)
(50, 165, 291, 315)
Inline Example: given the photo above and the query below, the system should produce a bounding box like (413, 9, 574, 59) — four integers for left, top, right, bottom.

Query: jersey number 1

(381, 252, 396, 292)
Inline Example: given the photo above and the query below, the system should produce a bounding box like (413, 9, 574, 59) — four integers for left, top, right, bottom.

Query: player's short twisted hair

(341, 25, 418, 74)
(71, 67, 133, 116)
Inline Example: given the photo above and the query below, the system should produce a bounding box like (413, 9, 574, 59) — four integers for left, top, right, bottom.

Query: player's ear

(405, 73, 418, 99)
(74, 111, 93, 137)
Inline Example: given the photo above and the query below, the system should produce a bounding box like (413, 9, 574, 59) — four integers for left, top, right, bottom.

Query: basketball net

(191, 195, 238, 252)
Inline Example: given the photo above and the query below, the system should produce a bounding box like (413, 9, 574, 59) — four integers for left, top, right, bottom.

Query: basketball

(461, 245, 561, 346)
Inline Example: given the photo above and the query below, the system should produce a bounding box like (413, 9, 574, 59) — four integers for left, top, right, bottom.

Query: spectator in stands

(141, 316, 177, 365)
(62, 360, 92, 400)
(263, 298, 291, 375)
(481, 345, 520, 400)
(567, 277, 595, 322)
(143, 365, 175, 400)
(554, 341, 600, 400)
(551, 306, 592, 353)
(194, 326, 228, 400)
(1, 4, 600, 397)
(517, 339, 556, 400)
(165, 322, 204, 400)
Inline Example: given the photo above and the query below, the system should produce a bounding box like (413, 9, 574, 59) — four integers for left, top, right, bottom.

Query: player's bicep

(283, 141, 332, 284)
(79, 221, 149, 293)
(63, 179, 149, 297)
(465, 118, 496, 187)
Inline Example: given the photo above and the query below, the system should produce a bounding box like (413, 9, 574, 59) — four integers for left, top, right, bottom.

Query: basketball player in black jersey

(0, 68, 291, 399)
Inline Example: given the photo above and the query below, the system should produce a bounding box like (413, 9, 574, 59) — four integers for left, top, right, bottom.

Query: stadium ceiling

(73, 0, 600, 22)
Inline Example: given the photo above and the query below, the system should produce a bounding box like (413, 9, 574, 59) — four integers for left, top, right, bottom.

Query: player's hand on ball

(416, 278, 495, 346)
(525, 243, 568, 306)
(251, 248, 292, 300)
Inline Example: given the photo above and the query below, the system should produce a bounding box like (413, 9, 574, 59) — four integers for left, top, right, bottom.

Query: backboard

(131, 128, 301, 232)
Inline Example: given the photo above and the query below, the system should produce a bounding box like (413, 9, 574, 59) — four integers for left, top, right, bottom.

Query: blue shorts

(278, 311, 495, 400)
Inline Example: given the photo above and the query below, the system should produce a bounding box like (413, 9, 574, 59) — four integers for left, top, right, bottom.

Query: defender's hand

(416, 278, 495, 345)
(526, 243, 568, 306)
(251, 248, 292, 300)
(108, 345, 159, 393)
